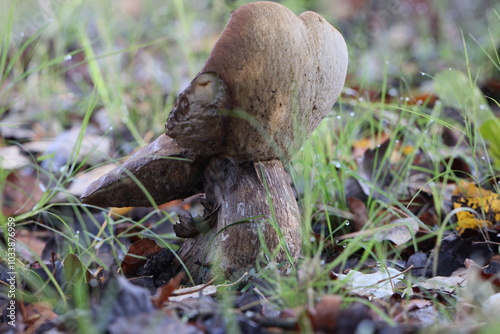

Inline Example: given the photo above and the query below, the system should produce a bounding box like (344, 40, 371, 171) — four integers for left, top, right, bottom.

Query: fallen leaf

(417, 268, 467, 293)
(373, 218, 419, 246)
(121, 238, 161, 278)
(347, 197, 369, 231)
(337, 267, 402, 298)
(2, 168, 44, 216)
(152, 272, 184, 308)
(452, 181, 500, 234)
(307, 295, 342, 333)
(0, 145, 32, 169)
(41, 127, 111, 173)
(23, 301, 58, 326)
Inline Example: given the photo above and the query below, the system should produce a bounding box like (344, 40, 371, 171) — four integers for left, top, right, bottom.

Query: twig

(172, 277, 217, 296)
(375, 265, 414, 286)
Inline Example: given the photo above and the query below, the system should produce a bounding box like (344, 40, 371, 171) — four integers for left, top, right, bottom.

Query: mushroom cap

(200, 1, 348, 161)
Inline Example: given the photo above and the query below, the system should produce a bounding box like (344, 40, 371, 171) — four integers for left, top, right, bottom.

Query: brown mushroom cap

(200, 1, 348, 161)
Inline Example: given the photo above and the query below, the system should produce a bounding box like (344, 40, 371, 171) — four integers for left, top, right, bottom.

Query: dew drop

(64, 54, 72, 61)
(479, 105, 486, 110)
(310, 237, 316, 242)
(320, 260, 326, 265)
(345, 221, 350, 226)
(19, 32, 25, 37)
(350, 112, 355, 117)
(336, 115, 341, 120)
(342, 244, 347, 248)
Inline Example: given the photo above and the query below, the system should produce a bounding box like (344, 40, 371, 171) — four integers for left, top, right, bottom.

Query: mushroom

(81, 1, 348, 282)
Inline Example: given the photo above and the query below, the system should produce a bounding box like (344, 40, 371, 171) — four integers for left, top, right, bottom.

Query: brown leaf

(307, 295, 342, 332)
(151, 272, 184, 308)
(23, 301, 58, 327)
(2, 168, 44, 216)
(347, 197, 369, 231)
(121, 238, 162, 278)
(15, 230, 47, 259)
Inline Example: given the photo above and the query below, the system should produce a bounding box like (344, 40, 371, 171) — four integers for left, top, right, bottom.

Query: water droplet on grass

(64, 54, 72, 61)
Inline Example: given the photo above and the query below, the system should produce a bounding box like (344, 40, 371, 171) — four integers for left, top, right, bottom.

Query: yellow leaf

(452, 181, 500, 234)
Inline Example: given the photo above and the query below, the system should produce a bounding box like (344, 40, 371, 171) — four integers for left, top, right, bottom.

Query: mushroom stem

(177, 157, 300, 282)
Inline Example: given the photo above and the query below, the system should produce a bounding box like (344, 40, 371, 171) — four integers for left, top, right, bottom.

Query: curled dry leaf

(151, 272, 184, 308)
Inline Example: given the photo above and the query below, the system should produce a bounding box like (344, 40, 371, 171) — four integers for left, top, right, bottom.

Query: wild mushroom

(81, 1, 348, 282)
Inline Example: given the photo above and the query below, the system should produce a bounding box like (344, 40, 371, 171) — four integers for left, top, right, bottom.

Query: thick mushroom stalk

(81, 1, 348, 282)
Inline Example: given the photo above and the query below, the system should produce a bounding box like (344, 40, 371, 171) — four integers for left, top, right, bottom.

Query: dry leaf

(151, 272, 184, 308)
(307, 295, 342, 333)
(452, 181, 499, 234)
(121, 238, 162, 278)
(336, 267, 402, 299)
(2, 168, 44, 216)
